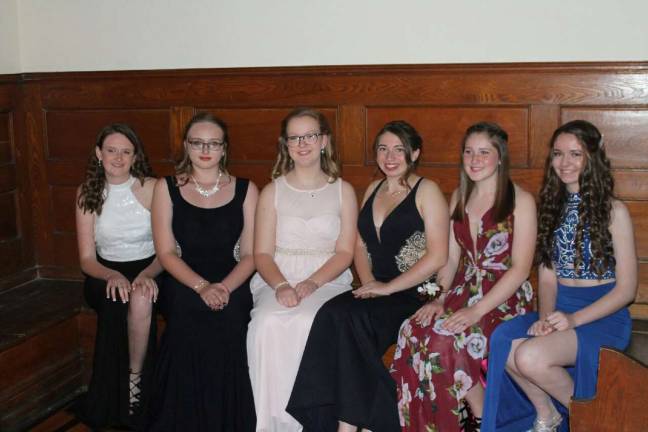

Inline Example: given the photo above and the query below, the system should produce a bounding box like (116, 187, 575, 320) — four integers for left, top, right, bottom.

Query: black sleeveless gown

(145, 176, 256, 431)
(287, 178, 427, 432)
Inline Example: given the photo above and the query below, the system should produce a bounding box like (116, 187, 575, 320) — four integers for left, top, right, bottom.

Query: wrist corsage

(417, 276, 443, 302)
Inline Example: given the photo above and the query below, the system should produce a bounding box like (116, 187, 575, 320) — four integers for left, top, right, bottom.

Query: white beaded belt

(275, 246, 334, 256)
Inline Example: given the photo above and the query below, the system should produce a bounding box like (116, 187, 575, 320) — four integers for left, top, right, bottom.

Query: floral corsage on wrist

(417, 276, 443, 302)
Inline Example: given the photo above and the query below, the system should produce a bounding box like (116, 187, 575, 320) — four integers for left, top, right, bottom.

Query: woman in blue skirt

(481, 120, 637, 432)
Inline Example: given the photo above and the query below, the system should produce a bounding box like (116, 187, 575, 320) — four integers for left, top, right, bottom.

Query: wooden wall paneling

(338, 105, 366, 166)
(0, 81, 37, 287)
(365, 106, 530, 167)
(45, 109, 172, 162)
(529, 104, 560, 169)
(561, 108, 648, 169)
(22, 83, 51, 276)
(170, 106, 195, 159)
(32, 65, 648, 111)
(614, 171, 648, 201)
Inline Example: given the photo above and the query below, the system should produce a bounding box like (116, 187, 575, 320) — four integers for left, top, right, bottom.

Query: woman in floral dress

(391, 122, 537, 431)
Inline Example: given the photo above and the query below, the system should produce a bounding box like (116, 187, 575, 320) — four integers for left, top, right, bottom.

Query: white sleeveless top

(94, 176, 155, 262)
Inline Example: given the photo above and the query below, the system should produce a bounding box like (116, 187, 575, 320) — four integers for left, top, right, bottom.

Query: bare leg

(506, 332, 577, 423)
(465, 382, 485, 417)
(514, 330, 576, 407)
(505, 338, 559, 421)
(127, 287, 153, 412)
(128, 287, 153, 373)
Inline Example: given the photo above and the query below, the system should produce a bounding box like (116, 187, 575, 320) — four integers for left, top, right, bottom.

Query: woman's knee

(513, 341, 545, 377)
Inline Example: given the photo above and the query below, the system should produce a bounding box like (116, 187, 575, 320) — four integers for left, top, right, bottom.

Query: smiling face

(96, 133, 136, 183)
(185, 121, 225, 171)
(462, 132, 499, 183)
(551, 132, 586, 192)
(285, 115, 327, 168)
(375, 131, 420, 179)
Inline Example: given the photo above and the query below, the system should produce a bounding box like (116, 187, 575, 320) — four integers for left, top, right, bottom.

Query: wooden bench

(570, 347, 648, 431)
(0, 279, 85, 432)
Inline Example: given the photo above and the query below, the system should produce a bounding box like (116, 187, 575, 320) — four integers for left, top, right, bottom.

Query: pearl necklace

(191, 172, 222, 197)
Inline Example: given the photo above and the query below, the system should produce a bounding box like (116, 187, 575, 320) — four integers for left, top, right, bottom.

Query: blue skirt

(481, 281, 631, 432)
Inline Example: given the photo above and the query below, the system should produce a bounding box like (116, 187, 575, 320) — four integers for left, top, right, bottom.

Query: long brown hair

(271, 107, 340, 181)
(77, 123, 153, 214)
(451, 122, 515, 223)
(175, 112, 230, 185)
(373, 120, 422, 189)
(536, 120, 615, 277)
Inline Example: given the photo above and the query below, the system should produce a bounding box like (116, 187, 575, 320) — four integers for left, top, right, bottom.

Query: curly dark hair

(451, 122, 515, 223)
(175, 112, 230, 186)
(77, 123, 154, 214)
(536, 120, 615, 278)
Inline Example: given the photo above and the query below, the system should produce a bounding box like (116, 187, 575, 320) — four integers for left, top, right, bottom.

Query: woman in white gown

(247, 107, 357, 432)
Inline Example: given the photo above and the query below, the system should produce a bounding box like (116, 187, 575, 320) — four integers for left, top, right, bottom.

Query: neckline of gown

(371, 177, 422, 244)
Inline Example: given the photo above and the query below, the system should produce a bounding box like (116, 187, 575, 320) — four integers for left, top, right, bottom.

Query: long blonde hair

(271, 107, 340, 181)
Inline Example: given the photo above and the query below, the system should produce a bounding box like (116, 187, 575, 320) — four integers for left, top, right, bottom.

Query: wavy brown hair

(451, 122, 515, 223)
(272, 107, 340, 181)
(373, 120, 422, 190)
(77, 123, 153, 214)
(175, 112, 230, 186)
(536, 120, 615, 277)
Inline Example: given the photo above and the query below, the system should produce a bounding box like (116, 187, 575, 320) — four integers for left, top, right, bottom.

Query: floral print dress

(391, 208, 533, 432)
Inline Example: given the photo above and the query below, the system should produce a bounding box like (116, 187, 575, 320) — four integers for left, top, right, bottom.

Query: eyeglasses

(187, 138, 225, 152)
(285, 132, 323, 147)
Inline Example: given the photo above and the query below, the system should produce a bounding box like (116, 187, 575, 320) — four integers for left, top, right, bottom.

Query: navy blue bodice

(552, 193, 615, 280)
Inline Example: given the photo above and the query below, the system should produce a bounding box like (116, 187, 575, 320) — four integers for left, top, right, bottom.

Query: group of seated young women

(75, 107, 636, 432)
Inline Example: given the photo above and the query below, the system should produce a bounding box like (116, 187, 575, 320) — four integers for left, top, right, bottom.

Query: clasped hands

(275, 279, 319, 307)
(105, 272, 158, 303)
(200, 283, 230, 311)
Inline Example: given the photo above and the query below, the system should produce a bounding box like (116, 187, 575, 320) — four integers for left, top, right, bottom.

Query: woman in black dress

(287, 121, 449, 432)
(75, 124, 161, 429)
(146, 112, 258, 431)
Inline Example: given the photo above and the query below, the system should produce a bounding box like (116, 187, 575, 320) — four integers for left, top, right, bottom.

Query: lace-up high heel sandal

(129, 369, 142, 417)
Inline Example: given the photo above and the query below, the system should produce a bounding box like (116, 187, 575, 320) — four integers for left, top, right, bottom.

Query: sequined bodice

(552, 192, 615, 280)
(95, 176, 155, 262)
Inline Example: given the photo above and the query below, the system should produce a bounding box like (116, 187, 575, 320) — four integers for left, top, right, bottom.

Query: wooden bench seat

(0, 279, 84, 432)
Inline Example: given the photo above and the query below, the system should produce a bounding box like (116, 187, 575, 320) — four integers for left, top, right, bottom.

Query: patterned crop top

(552, 192, 615, 280)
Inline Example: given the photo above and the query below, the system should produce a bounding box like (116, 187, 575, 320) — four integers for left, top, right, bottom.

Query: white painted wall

(6, 0, 648, 73)
(0, 0, 21, 74)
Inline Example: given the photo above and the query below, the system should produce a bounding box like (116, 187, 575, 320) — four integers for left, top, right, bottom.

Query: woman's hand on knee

(412, 300, 444, 327)
(442, 306, 481, 333)
(105, 272, 131, 303)
(132, 275, 158, 302)
(275, 285, 300, 307)
(545, 311, 576, 331)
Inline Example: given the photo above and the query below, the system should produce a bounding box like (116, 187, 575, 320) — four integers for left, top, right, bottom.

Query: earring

(320, 148, 325, 155)
(98, 159, 102, 166)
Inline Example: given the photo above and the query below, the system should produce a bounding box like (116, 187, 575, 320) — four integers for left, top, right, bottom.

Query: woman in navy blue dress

(481, 120, 637, 432)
